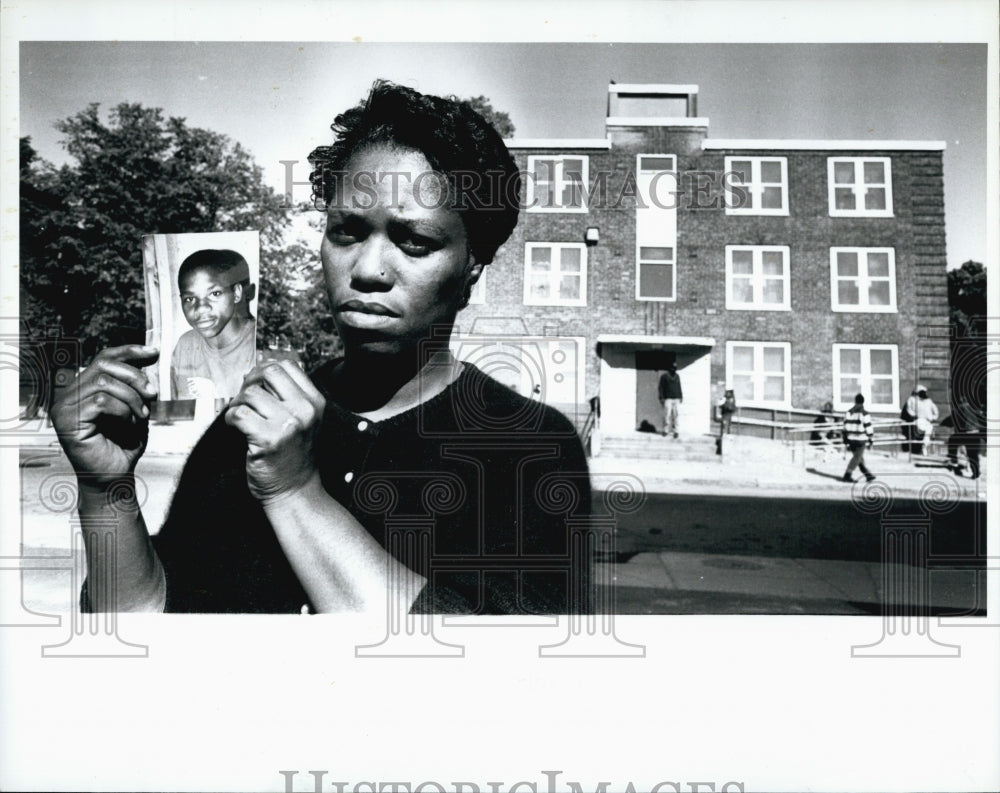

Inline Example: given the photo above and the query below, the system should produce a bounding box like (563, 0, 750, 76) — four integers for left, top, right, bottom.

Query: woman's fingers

(244, 361, 322, 404)
(93, 344, 159, 365)
(225, 402, 303, 462)
(85, 391, 137, 422)
(232, 383, 283, 422)
(226, 362, 322, 504)
(76, 347, 159, 404)
(89, 346, 159, 387)
(56, 347, 160, 432)
(224, 400, 271, 441)
(50, 347, 160, 484)
(87, 358, 158, 397)
(266, 360, 326, 410)
(240, 361, 324, 426)
(75, 371, 151, 422)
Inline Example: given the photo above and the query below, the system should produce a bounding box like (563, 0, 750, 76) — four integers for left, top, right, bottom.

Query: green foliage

(257, 227, 343, 368)
(459, 95, 516, 138)
(20, 104, 339, 369)
(947, 260, 987, 407)
(948, 260, 987, 334)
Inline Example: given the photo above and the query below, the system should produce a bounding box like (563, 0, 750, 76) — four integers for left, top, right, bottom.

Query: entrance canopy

(597, 333, 715, 348)
(597, 334, 715, 370)
(597, 335, 717, 435)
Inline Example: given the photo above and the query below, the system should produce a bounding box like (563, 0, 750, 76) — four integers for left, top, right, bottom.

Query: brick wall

(461, 133, 949, 419)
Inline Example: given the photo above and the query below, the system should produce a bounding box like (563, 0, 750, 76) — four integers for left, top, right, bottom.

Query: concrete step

(600, 450, 722, 462)
(597, 433, 722, 462)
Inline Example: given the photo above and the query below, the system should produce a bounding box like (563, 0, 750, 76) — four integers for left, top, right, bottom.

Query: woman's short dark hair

(307, 80, 521, 265)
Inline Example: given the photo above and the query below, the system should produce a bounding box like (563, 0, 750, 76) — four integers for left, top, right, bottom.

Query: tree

(948, 260, 987, 409)
(460, 95, 516, 138)
(20, 104, 339, 370)
(257, 228, 343, 367)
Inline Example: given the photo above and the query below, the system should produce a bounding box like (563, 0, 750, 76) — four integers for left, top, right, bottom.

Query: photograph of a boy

(170, 248, 257, 402)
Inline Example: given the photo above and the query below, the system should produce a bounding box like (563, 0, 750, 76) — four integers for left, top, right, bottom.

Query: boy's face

(179, 268, 242, 338)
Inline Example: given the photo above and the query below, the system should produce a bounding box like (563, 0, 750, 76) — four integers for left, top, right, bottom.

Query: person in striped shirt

(842, 393, 876, 483)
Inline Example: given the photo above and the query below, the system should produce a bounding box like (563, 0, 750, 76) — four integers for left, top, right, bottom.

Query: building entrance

(598, 335, 714, 436)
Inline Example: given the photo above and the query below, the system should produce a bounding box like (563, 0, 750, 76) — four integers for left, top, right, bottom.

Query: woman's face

(320, 145, 481, 357)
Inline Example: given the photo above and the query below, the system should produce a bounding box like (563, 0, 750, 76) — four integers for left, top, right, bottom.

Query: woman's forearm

(262, 474, 426, 614)
(77, 477, 165, 612)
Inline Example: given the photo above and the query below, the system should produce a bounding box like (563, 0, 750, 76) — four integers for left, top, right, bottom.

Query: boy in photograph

(170, 249, 257, 402)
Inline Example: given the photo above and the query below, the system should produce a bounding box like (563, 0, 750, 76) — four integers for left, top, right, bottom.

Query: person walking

(714, 388, 736, 454)
(658, 363, 683, 438)
(842, 393, 876, 483)
(945, 398, 983, 479)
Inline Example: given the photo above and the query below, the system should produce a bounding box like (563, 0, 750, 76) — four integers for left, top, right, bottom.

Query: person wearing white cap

(912, 385, 940, 456)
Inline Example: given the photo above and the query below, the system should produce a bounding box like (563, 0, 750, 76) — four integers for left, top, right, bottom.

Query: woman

(51, 81, 592, 615)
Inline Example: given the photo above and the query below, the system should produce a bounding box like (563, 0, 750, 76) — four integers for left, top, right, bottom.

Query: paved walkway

(589, 431, 986, 500)
(19, 418, 987, 500)
(15, 424, 989, 615)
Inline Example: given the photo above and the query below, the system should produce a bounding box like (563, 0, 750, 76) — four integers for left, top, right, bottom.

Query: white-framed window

(724, 156, 788, 215)
(827, 157, 893, 216)
(830, 247, 897, 312)
(467, 270, 486, 305)
(524, 242, 587, 306)
(526, 155, 588, 213)
(833, 344, 899, 412)
(636, 246, 676, 302)
(635, 153, 678, 302)
(725, 245, 791, 310)
(726, 341, 791, 407)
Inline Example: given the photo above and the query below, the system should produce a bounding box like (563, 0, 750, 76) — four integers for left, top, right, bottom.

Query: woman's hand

(225, 360, 326, 505)
(51, 345, 160, 490)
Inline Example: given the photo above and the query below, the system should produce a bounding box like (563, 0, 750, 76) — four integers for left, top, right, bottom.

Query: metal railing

(580, 402, 598, 456)
(725, 411, 950, 466)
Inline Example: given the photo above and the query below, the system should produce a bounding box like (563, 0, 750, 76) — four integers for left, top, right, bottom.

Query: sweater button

(357, 420, 369, 432)
(344, 471, 354, 483)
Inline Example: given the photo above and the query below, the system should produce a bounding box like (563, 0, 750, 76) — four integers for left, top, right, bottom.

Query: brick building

(453, 83, 950, 437)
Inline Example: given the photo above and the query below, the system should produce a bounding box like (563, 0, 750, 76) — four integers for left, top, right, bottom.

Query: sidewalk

(16, 424, 989, 615)
(19, 417, 987, 500)
(588, 431, 987, 501)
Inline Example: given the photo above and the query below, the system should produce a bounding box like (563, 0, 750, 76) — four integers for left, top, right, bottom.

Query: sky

(19, 41, 988, 269)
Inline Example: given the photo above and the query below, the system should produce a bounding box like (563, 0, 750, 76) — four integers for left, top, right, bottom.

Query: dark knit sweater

(147, 360, 592, 614)
(657, 371, 683, 400)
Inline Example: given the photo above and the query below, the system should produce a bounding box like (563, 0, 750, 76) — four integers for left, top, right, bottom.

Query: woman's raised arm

(51, 345, 166, 611)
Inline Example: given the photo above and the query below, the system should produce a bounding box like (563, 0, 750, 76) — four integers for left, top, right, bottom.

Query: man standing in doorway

(658, 363, 683, 438)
